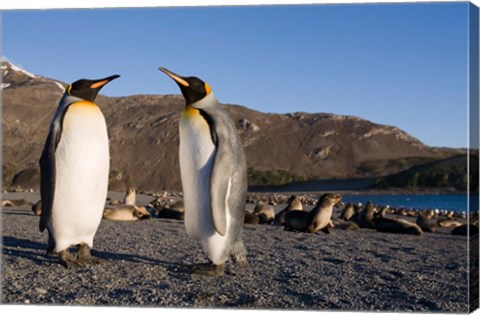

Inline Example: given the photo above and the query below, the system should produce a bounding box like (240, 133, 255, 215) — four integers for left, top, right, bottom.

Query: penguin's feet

(231, 254, 250, 270)
(59, 250, 86, 269)
(76, 243, 106, 266)
(191, 262, 225, 277)
(46, 249, 57, 257)
(47, 230, 56, 256)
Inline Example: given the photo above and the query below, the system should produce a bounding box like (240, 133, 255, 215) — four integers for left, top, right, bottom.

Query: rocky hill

(1, 60, 464, 192)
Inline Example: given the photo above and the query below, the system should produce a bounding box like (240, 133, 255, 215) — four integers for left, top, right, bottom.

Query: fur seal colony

(4, 188, 472, 239)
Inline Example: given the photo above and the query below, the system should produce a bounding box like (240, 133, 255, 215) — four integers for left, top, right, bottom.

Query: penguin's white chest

(179, 108, 217, 240)
(51, 102, 109, 251)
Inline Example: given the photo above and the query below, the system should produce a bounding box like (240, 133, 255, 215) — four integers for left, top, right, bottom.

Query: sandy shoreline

(1, 191, 474, 311)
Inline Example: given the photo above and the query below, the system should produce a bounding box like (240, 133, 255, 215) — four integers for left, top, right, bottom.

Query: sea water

(341, 193, 478, 213)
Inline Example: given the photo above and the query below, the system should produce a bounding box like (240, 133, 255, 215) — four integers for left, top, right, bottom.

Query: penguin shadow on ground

(2, 209, 35, 217)
(322, 257, 346, 265)
(91, 249, 192, 276)
(2, 236, 52, 266)
(2, 236, 190, 275)
(365, 249, 392, 263)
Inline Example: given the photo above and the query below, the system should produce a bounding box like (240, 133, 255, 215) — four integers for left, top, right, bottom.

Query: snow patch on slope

(9, 63, 37, 78)
(53, 81, 65, 91)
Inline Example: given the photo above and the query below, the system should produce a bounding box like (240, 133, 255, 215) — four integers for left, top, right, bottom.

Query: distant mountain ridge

(1, 60, 465, 192)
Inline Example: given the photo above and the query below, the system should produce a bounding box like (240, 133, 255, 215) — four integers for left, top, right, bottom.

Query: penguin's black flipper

(39, 128, 56, 232)
(39, 117, 64, 232)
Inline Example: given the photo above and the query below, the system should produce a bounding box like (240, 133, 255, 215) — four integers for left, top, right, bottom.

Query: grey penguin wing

(209, 144, 230, 236)
(39, 117, 64, 232)
(200, 107, 233, 237)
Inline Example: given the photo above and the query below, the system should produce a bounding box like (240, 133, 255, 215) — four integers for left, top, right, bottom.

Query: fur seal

(157, 208, 185, 220)
(273, 195, 303, 226)
(254, 201, 275, 224)
(155, 199, 184, 220)
(332, 218, 359, 230)
(374, 206, 389, 219)
(373, 217, 423, 236)
(108, 198, 121, 206)
(339, 202, 355, 221)
(32, 200, 42, 216)
(416, 213, 437, 233)
(354, 202, 363, 216)
(424, 209, 435, 219)
(169, 200, 185, 212)
(103, 205, 152, 221)
(157, 201, 185, 220)
(284, 193, 341, 234)
(357, 201, 375, 228)
(122, 187, 136, 205)
(2, 198, 33, 208)
(2, 200, 13, 207)
(244, 212, 260, 224)
(148, 196, 166, 210)
(451, 224, 479, 236)
(437, 219, 462, 228)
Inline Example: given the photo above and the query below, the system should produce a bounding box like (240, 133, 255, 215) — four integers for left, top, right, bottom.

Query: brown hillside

(1, 61, 462, 192)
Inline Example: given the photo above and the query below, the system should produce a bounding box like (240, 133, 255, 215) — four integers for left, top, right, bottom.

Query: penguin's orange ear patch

(205, 83, 212, 95)
(90, 80, 109, 89)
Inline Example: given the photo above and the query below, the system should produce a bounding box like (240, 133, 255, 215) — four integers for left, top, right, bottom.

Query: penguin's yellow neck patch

(182, 106, 200, 118)
(180, 106, 210, 131)
(70, 100, 98, 109)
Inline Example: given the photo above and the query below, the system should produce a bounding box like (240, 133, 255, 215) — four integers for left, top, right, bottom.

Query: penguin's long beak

(159, 67, 189, 87)
(90, 74, 121, 90)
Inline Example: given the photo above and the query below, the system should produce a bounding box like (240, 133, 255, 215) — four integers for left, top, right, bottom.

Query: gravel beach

(1, 191, 473, 312)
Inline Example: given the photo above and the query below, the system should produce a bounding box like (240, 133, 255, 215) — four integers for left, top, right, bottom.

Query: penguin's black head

(67, 74, 120, 102)
(159, 67, 211, 105)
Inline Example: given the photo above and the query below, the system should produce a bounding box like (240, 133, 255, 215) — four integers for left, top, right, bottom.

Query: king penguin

(39, 74, 120, 268)
(160, 67, 249, 276)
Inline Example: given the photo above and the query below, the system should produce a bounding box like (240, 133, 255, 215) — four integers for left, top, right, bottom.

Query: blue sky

(1, 2, 473, 148)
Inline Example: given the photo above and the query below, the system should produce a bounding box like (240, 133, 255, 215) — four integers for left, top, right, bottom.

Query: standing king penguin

(39, 75, 120, 268)
(160, 67, 249, 276)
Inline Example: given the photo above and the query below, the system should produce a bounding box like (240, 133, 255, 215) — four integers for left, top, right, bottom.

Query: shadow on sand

(2, 236, 191, 275)
(2, 236, 51, 266)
